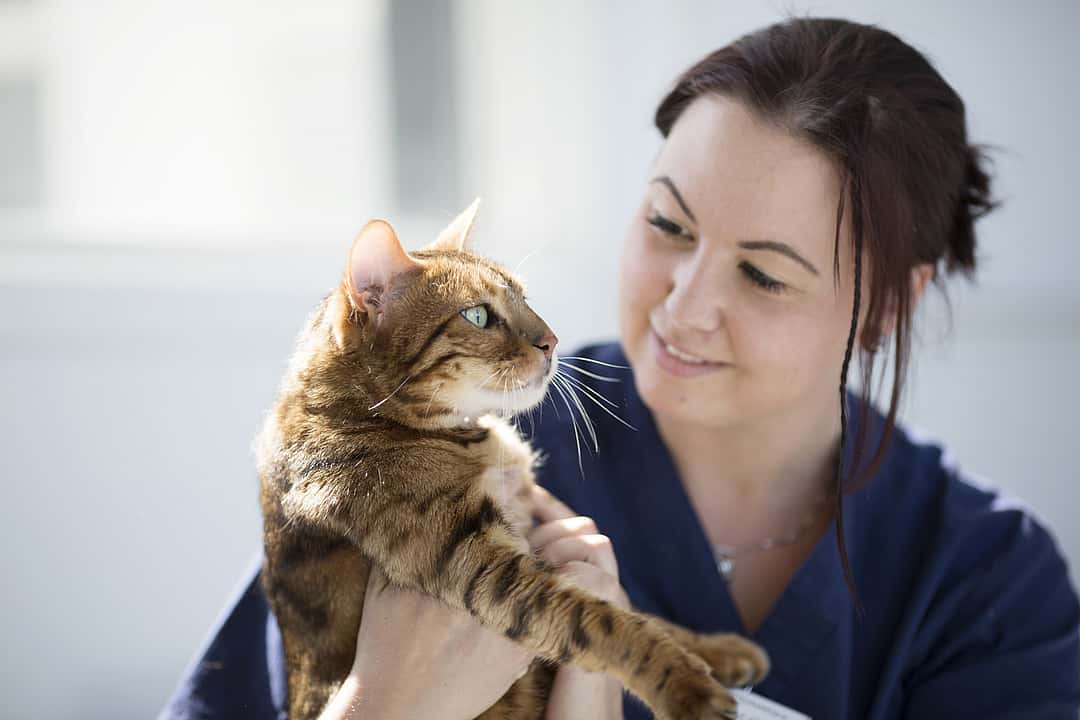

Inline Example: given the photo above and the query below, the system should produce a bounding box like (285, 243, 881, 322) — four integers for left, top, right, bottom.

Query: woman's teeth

(665, 342, 707, 364)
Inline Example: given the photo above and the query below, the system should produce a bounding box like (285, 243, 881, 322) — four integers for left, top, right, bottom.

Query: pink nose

(532, 331, 558, 360)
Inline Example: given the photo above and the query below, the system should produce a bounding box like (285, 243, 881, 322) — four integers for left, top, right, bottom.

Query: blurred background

(1, 1, 1076, 717)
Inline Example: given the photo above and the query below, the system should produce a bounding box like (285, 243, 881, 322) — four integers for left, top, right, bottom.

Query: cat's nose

(532, 331, 558, 361)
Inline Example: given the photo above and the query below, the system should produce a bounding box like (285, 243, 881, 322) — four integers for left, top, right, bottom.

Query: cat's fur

(256, 201, 769, 720)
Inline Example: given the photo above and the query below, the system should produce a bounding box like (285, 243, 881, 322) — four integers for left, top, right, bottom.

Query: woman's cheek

(730, 302, 803, 375)
(765, 314, 832, 394)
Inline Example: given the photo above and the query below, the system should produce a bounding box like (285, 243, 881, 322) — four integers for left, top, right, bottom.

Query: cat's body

(257, 203, 768, 720)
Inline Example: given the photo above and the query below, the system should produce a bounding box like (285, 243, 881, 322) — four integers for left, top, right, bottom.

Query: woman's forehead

(653, 94, 846, 261)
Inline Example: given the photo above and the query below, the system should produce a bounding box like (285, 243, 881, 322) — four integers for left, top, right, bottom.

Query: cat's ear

(427, 197, 481, 253)
(344, 219, 421, 321)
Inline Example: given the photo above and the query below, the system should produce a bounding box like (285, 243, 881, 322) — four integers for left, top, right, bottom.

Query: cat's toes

(654, 668, 740, 720)
(697, 633, 770, 687)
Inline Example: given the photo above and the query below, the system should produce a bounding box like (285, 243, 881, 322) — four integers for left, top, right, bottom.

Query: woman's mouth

(650, 328, 729, 378)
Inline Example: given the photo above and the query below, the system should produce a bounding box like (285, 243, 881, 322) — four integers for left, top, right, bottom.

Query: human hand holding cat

(326, 564, 534, 720)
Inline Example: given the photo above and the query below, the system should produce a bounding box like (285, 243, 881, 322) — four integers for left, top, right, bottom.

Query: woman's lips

(649, 328, 729, 378)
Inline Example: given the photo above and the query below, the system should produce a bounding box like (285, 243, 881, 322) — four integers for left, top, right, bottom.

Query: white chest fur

(474, 414, 538, 542)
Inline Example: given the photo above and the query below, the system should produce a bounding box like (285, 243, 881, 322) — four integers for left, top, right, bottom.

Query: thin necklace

(711, 493, 830, 583)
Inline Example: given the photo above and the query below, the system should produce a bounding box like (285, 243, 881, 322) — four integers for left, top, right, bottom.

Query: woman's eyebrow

(737, 240, 820, 276)
(649, 175, 818, 276)
(650, 176, 697, 223)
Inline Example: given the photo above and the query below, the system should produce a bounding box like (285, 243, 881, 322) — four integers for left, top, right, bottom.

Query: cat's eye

(461, 305, 489, 328)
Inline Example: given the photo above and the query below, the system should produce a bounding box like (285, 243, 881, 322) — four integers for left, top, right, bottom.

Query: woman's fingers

(527, 484, 628, 608)
(527, 515, 597, 549)
(536, 533, 619, 578)
(530, 484, 577, 522)
(527, 485, 604, 552)
(551, 560, 629, 608)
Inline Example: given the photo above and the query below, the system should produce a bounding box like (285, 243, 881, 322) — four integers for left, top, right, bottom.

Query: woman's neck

(654, 397, 841, 545)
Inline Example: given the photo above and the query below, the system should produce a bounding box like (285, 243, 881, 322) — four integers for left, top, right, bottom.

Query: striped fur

(257, 213, 768, 719)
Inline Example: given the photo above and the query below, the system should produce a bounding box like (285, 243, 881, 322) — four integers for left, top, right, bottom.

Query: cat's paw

(654, 667, 740, 720)
(695, 633, 770, 688)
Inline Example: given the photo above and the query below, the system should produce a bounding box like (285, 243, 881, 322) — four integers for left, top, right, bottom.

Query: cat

(256, 199, 769, 720)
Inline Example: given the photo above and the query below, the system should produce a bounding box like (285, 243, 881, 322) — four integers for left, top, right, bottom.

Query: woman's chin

(634, 364, 702, 419)
(630, 347, 743, 428)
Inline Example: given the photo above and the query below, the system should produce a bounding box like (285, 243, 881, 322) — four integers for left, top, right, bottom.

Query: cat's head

(315, 199, 557, 429)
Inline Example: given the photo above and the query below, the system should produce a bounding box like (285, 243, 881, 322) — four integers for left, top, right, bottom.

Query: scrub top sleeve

(161, 554, 283, 719)
(901, 512, 1080, 719)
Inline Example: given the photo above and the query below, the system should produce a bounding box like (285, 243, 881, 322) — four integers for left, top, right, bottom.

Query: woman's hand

(528, 485, 628, 720)
(321, 565, 534, 720)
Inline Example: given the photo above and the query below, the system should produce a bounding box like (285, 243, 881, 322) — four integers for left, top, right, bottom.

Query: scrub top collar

(613, 349, 864, 697)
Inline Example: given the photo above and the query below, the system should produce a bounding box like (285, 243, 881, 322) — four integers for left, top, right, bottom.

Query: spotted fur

(257, 203, 768, 719)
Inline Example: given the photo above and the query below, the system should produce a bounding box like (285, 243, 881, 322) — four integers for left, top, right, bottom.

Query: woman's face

(618, 94, 860, 431)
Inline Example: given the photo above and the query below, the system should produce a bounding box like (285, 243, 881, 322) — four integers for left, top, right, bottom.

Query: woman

(165, 18, 1080, 719)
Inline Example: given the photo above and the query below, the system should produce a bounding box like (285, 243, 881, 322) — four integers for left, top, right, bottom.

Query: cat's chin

(457, 379, 552, 421)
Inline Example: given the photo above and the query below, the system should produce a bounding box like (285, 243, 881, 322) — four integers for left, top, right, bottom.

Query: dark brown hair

(655, 17, 998, 601)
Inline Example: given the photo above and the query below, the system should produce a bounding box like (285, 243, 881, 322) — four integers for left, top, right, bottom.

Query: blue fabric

(163, 342, 1080, 719)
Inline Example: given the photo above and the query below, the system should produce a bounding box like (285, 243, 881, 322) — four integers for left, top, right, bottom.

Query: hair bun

(947, 144, 998, 275)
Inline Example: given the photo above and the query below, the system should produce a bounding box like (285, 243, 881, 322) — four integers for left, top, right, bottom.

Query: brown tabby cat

(256, 200, 769, 720)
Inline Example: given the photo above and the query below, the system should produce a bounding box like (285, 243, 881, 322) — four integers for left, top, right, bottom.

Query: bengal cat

(256, 200, 769, 719)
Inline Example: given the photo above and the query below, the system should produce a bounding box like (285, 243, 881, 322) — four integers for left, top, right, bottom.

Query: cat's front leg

(405, 494, 743, 720)
(650, 617, 770, 689)
(440, 536, 742, 720)
(285, 480, 745, 719)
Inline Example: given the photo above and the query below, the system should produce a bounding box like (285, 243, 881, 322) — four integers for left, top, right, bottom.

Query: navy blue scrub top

(164, 342, 1080, 719)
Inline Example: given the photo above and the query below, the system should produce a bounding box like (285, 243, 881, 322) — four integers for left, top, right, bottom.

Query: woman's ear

(910, 263, 935, 306)
(862, 263, 935, 350)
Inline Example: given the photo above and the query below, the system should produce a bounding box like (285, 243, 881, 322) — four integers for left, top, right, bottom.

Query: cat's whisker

(552, 374, 599, 453)
(558, 373, 637, 431)
(503, 376, 511, 421)
(498, 371, 513, 421)
(522, 399, 535, 437)
(369, 374, 412, 411)
(547, 385, 562, 422)
(549, 378, 586, 479)
(558, 371, 638, 432)
(557, 371, 619, 408)
(557, 360, 622, 383)
(558, 356, 631, 370)
(424, 382, 444, 418)
(512, 247, 541, 275)
(478, 368, 503, 389)
(571, 381, 601, 452)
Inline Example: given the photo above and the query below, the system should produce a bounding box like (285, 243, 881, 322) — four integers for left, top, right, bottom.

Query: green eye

(461, 305, 489, 328)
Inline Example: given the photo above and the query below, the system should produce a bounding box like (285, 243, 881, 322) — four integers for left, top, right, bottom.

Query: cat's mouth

(516, 367, 554, 395)
(476, 365, 553, 416)
(531, 359, 555, 386)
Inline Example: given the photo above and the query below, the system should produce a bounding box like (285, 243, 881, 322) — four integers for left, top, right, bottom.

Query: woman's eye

(646, 212, 689, 239)
(461, 305, 489, 328)
(740, 262, 788, 294)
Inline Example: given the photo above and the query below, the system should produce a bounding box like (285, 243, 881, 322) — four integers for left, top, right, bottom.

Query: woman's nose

(665, 257, 724, 333)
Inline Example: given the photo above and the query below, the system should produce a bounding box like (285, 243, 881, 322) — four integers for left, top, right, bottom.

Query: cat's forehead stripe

(471, 260, 523, 296)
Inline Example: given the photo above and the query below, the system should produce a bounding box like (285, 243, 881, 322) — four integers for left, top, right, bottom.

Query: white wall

(1, 1, 1077, 718)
